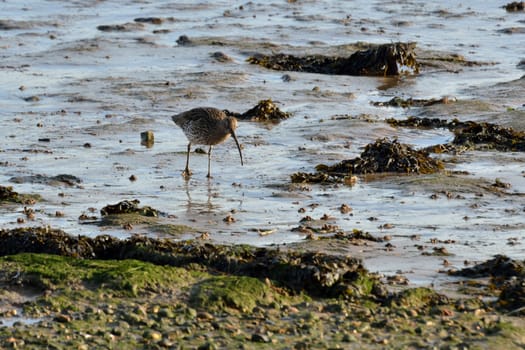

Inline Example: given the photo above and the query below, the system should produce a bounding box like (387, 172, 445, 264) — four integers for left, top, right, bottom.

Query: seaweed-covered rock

(452, 121, 525, 151)
(498, 277, 525, 314)
(0, 227, 369, 297)
(292, 138, 443, 183)
(248, 42, 419, 76)
(387, 116, 525, 152)
(100, 199, 159, 217)
(225, 99, 291, 122)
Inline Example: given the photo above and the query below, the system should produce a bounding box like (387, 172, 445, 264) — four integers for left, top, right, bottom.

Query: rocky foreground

(0, 227, 523, 349)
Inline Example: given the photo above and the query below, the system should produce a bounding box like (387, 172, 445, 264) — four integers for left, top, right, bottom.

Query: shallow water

(1, 0, 524, 288)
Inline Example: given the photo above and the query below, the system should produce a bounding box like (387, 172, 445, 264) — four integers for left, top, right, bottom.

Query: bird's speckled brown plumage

(172, 107, 243, 178)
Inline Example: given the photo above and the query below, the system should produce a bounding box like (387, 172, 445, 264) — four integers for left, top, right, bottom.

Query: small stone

(223, 214, 236, 223)
(24, 95, 40, 102)
(251, 333, 271, 343)
(211, 51, 233, 62)
(143, 330, 162, 341)
(54, 314, 72, 323)
(340, 204, 352, 214)
(140, 130, 154, 147)
(176, 35, 192, 45)
(129, 174, 137, 182)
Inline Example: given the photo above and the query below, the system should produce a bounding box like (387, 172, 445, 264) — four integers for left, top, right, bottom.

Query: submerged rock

(248, 42, 419, 76)
(97, 22, 145, 32)
(292, 138, 443, 184)
(372, 96, 455, 108)
(9, 174, 82, 187)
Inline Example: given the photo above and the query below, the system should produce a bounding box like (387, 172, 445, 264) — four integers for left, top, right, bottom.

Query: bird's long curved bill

(231, 130, 244, 166)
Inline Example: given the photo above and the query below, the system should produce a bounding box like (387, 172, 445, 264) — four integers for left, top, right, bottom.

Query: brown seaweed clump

(292, 138, 443, 184)
(100, 199, 159, 217)
(0, 227, 370, 297)
(387, 116, 525, 152)
(503, 1, 525, 11)
(248, 42, 419, 76)
(225, 99, 291, 123)
(452, 121, 525, 151)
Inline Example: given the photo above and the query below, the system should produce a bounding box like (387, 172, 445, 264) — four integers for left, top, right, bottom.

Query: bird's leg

(182, 142, 192, 178)
(206, 145, 213, 178)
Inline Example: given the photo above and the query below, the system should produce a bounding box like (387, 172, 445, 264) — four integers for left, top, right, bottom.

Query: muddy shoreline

(1, 0, 525, 348)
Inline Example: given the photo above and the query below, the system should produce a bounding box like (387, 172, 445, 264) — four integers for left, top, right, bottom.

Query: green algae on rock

(292, 138, 444, 184)
(0, 253, 193, 296)
(248, 42, 419, 76)
(189, 275, 282, 313)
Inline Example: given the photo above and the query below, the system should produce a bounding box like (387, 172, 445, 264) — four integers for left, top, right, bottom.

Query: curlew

(172, 107, 244, 178)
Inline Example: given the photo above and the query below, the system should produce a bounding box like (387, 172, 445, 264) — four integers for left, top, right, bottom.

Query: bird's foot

(182, 169, 192, 179)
